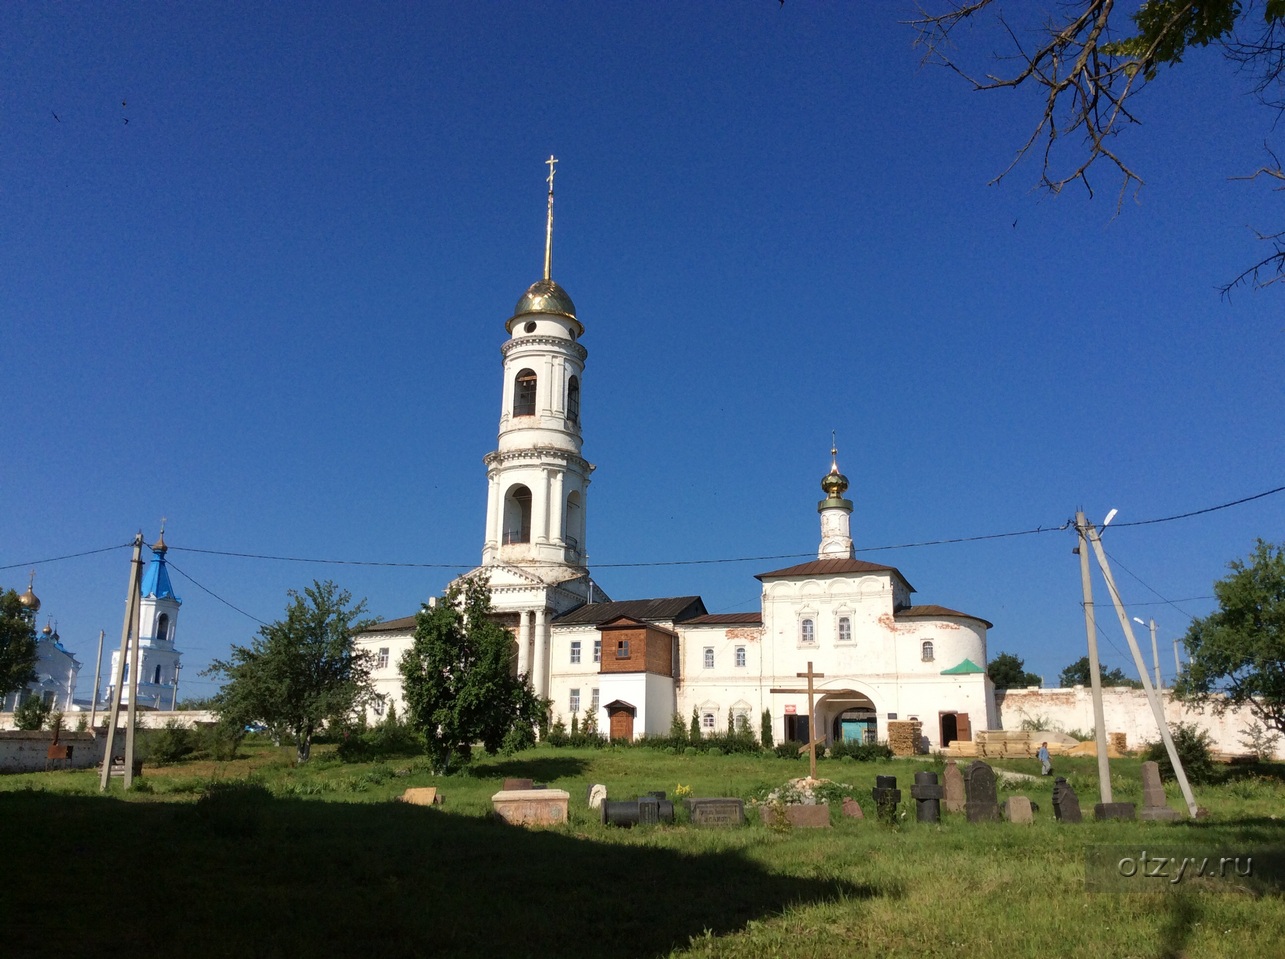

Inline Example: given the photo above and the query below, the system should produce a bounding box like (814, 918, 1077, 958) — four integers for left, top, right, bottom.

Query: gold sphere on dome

(41, 623, 53, 636)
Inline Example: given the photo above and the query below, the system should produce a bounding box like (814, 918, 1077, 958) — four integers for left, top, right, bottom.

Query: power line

(1109, 484, 1285, 528)
(0, 543, 130, 572)
(164, 558, 268, 627)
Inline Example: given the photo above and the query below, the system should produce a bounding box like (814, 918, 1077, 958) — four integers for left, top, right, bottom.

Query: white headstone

(588, 783, 607, 810)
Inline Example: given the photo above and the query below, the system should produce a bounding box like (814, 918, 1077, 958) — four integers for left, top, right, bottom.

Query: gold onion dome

(18, 582, 40, 613)
(152, 527, 168, 554)
(41, 623, 52, 636)
(821, 450, 849, 500)
(507, 279, 582, 334)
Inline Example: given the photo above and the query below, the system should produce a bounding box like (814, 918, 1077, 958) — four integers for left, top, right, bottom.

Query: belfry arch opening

(564, 489, 583, 551)
(513, 369, 537, 417)
(503, 485, 533, 544)
(155, 613, 170, 642)
(567, 375, 580, 424)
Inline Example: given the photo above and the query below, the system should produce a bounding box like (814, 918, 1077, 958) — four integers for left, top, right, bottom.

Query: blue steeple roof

(141, 552, 181, 603)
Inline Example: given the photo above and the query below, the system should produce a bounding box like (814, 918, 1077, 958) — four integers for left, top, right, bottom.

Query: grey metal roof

(552, 596, 707, 626)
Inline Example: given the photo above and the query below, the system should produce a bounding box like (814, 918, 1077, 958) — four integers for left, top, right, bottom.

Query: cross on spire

(543, 155, 558, 281)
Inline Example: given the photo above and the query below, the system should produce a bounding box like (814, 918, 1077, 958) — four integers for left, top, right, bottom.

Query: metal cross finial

(831, 430, 839, 471)
(543, 155, 558, 281)
(28, 569, 35, 589)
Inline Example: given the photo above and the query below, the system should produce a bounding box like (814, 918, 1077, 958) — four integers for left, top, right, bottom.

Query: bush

(774, 742, 803, 759)
(1144, 722, 1216, 785)
(683, 746, 698, 756)
(148, 720, 196, 766)
(760, 709, 774, 749)
(669, 711, 688, 746)
(829, 739, 894, 762)
(544, 717, 569, 747)
(13, 695, 50, 731)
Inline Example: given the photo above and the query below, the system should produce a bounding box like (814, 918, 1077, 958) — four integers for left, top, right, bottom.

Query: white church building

(357, 160, 997, 751)
(104, 529, 183, 711)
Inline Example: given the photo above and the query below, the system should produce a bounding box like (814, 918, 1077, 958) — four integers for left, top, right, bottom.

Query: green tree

(987, 651, 1042, 688)
(399, 578, 540, 774)
(0, 589, 39, 701)
(1058, 656, 1144, 689)
(1175, 539, 1285, 735)
(13, 693, 50, 730)
(207, 580, 375, 764)
(912, 0, 1285, 292)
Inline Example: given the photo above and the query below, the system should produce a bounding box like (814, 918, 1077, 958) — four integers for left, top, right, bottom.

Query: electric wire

(164, 557, 268, 627)
(0, 542, 130, 571)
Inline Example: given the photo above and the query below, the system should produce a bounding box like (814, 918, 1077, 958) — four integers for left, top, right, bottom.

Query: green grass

(5, 744, 1285, 958)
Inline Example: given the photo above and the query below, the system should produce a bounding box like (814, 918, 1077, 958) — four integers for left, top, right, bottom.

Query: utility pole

(172, 661, 181, 710)
(1086, 524, 1199, 818)
(88, 629, 105, 730)
(99, 534, 145, 792)
(1173, 636, 1182, 679)
(1075, 512, 1113, 807)
(1132, 617, 1162, 690)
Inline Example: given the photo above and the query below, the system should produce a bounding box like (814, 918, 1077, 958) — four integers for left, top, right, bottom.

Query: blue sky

(3, 2, 1282, 701)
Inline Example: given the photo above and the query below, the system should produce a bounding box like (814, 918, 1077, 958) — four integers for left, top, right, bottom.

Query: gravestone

(503, 778, 534, 791)
(963, 760, 1000, 823)
(685, 798, 745, 826)
(1139, 760, 1182, 821)
(871, 775, 902, 824)
(491, 788, 569, 826)
(943, 760, 965, 814)
(587, 783, 607, 810)
(1051, 777, 1082, 823)
(1003, 796, 1034, 824)
(760, 804, 831, 828)
(602, 796, 676, 827)
(1094, 802, 1136, 821)
(909, 771, 944, 824)
(842, 797, 864, 819)
(401, 787, 441, 806)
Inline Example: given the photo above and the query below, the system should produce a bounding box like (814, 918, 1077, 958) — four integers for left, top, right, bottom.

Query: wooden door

(609, 708, 634, 741)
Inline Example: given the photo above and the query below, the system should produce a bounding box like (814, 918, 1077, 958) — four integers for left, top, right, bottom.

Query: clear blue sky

(4, 2, 1282, 701)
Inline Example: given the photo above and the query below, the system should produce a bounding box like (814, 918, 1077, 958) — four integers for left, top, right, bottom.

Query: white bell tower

(459, 157, 605, 701)
(818, 441, 855, 559)
(107, 526, 182, 709)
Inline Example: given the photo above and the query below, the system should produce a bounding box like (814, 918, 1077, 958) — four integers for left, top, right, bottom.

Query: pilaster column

(518, 610, 533, 682)
(534, 607, 549, 698)
(486, 473, 501, 552)
(550, 469, 565, 544)
(533, 468, 550, 544)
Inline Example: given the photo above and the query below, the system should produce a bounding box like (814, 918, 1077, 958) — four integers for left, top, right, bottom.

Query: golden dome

(18, 572, 39, 613)
(820, 446, 849, 499)
(152, 525, 168, 554)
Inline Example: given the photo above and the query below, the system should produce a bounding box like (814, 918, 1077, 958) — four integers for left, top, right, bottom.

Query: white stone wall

(995, 687, 1280, 757)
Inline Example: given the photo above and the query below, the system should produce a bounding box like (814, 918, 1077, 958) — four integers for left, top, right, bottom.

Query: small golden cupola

(18, 571, 40, 614)
(817, 438, 855, 560)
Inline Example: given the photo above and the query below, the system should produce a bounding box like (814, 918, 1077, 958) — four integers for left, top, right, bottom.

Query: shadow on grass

(4, 788, 879, 958)
(475, 754, 593, 782)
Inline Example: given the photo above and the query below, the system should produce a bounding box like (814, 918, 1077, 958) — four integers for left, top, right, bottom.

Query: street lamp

(1132, 617, 1162, 690)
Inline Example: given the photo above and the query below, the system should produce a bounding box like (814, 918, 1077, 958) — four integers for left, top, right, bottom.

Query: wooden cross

(770, 661, 826, 780)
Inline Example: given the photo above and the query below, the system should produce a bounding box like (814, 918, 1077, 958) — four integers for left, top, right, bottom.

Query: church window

(703, 647, 714, 669)
(567, 375, 580, 424)
(591, 688, 599, 711)
(922, 641, 935, 662)
(565, 491, 582, 552)
(616, 639, 630, 659)
(569, 688, 580, 713)
(155, 613, 170, 642)
(42, 690, 56, 708)
(376, 648, 389, 670)
(735, 646, 746, 667)
(800, 619, 816, 645)
(701, 712, 716, 732)
(838, 617, 852, 643)
(524, 321, 537, 334)
(373, 694, 385, 716)
(570, 641, 581, 664)
(514, 369, 537, 416)
(152, 665, 161, 684)
(503, 485, 533, 543)
(593, 639, 601, 663)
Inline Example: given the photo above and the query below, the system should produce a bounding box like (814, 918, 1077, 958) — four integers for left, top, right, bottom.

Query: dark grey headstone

(964, 760, 1000, 823)
(910, 771, 944, 824)
(1094, 802, 1137, 821)
(1052, 777, 1082, 823)
(685, 798, 745, 826)
(871, 774, 902, 824)
(503, 778, 534, 791)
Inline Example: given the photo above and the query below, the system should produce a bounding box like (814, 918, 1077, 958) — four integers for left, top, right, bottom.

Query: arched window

(702, 712, 716, 732)
(152, 665, 162, 684)
(155, 613, 170, 642)
(503, 485, 532, 543)
(703, 647, 714, 669)
(567, 375, 580, 424)
(922, 640, 935, 662)
(800, 619, 815, 644)
(837, 616, 852, 643)
(513, 369, 537, 416)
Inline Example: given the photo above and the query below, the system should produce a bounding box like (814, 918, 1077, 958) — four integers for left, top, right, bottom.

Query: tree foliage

(1058, 655, 1144, 688)
(0, 589, 39, 700)
(399, 578, 540, 774)
(912, 0, 1285, 292)
(1175, 539, 1285, 735)
(207, 580, 375, 764)
(13, 693, 50, 731)
(988, 651, 1042, 687)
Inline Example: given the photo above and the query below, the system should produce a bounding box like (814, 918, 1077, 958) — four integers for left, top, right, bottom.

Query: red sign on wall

(783, 705, 797, 715)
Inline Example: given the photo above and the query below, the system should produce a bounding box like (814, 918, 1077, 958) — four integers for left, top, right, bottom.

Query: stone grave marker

(963, 760, 1000, 823)
(1094, 802, 1136, 821)
(503, 778, 534, 791)
(760, 804, 831, 828)
(587, 783, 607, 810)
(401, 787, 441, 806)
(491, 788, 569, 826)
(842, 797, 864, 819)
(909, 771, 944, 824)
(1052, 777, 1082, 823)
(1003, 796, 1034, 824)
(872, 774, 902, 824)
(1139, 760, 1182, 821)
(943, 760, 965, 814)
(685, 798, 745, 826)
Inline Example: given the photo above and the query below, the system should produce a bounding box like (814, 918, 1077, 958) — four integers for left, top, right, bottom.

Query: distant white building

(105, 529, 183, 711)
(357, 162, 995, 751)
(1, 577, 80, 713)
